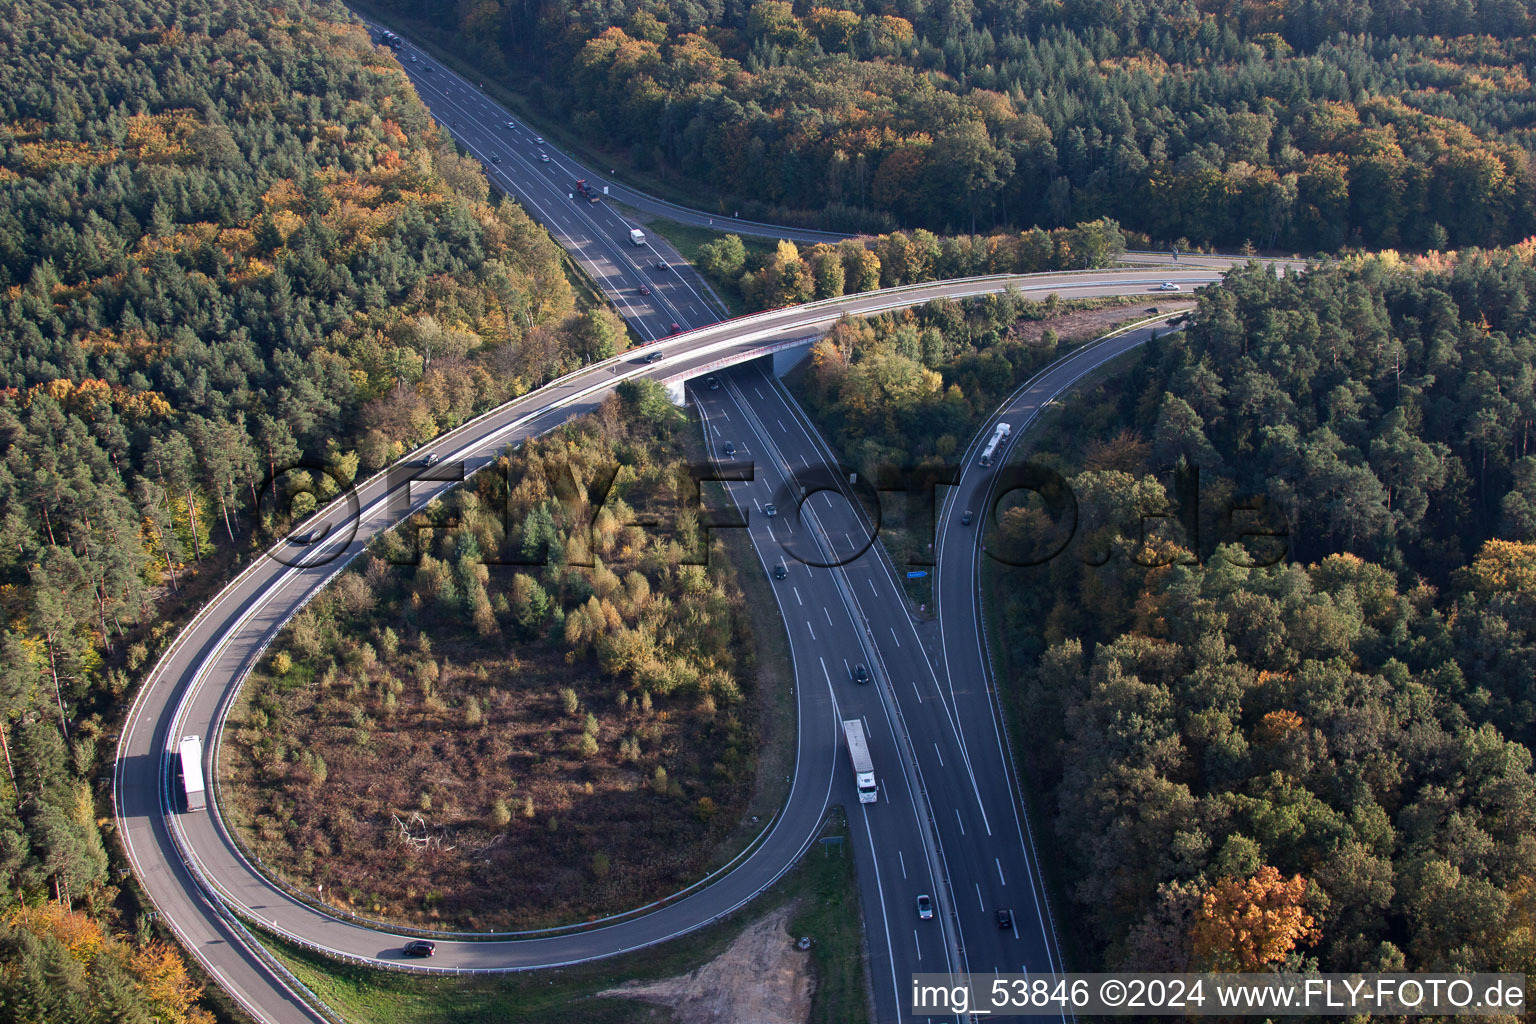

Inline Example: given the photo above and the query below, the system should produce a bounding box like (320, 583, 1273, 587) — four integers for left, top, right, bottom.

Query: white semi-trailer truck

(979, 421, 1011, 466)
(179, 735, 206, 811)
(842, 719, 878, 803)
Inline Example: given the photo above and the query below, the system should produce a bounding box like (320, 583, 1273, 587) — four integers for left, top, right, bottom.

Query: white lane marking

(911, 680, 923, 703)
(806, 620, 816, 640)
(754, 386, 764, 398)
(793, 587, 803, 607)
(914, 930, 922, 962)
(890, 627, 901, 648)
(997, 858, 1007, 886)
(975, 883, 985, 911)
(955, 808, 966, 836)
(777, 418, 786, 432)
(825, 607, 834, 626)
(899, 851, 907, 879)
(933, 744, 944, 768)
(855, 803, 904, 1024)
(869, 579, 879, 597)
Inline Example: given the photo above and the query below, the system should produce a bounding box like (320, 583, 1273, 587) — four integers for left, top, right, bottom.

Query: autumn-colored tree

(1190, 866, 1320, 971)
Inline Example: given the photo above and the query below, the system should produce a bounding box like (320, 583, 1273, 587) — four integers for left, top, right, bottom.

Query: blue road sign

(907, 571, 929, 579)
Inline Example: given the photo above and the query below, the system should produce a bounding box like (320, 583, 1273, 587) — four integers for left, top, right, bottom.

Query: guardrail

(941, 313, 1190, 988)
(115, 269, 1222, 1010)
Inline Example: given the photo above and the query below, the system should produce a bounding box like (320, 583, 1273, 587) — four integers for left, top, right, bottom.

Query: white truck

(842, 719, 878, 804)
(179, 735, 206, 812)
(979, 421, 1011, 467)
(629, 228, 646, 246)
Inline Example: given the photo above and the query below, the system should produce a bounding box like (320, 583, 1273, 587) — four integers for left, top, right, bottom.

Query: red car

(638, 284, 650, 296)
(670, 322, 681, 334)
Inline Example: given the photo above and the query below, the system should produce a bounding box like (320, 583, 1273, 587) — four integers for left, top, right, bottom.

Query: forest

(696, 216, 1126, 310)
(223, 387, 765, 929)
(983, 251, 1536, 973)
(0, 0, 609, 1011)
(376, 0, 1536, 248)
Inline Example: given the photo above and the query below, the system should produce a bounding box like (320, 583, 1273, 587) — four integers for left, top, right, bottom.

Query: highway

(360, 19, 851, 247)
(117, 20, 1309, 1024)
(114, 269, 1232, 1023)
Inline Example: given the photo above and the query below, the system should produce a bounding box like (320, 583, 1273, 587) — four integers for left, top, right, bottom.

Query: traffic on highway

(112, 20, 1290, 1024)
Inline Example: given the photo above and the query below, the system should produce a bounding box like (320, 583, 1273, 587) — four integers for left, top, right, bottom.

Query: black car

(706, 376, 720, 390)
(773, 563, 788, 580)
(645, 350, 662, 364)
(653, 260, 670, 271)
(723, 442, 736, 457)
(492, 155, 501, 163)
(402, 939, 436, 957)
(996, 909, 1013, 930)
(852, 664, 870, 685)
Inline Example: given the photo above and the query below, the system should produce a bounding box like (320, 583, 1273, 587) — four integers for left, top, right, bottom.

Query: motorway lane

(927, 317, 1196, 990)
(116, 270, 1224, 1024)
(696, 377, 961, 1023)
(375, 36, 716, 338)
(357, 20, 850, 246)
(722, 364, 1064, 986)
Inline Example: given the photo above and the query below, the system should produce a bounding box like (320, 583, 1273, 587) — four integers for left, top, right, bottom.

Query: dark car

(917, 894, 934, 920)
(706, 376, 720, 390)
(492, 155, 501, 163)
(290, 528, 322, 545)
(644, 350, 662, 364)
(653, 260, 670, 271)
(773, 564, 787, 579)
(852, 664, 870, 685)
(402, 940, 436, 957)
(960, 509, 974, 526)
(422, 452, 440, 467)
(764, 503, 777, 517)
(997, 909, 1013, 930)
(723, 442, 736, 457)
(422, 65, 433, 72)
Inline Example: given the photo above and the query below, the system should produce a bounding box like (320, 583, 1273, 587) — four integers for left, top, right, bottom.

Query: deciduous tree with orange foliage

(1190, 866, 1321, 971)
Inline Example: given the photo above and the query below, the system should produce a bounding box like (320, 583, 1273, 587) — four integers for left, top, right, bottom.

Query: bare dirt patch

(600, 905, 812, 1024)
(1011, 299, 1195, 345)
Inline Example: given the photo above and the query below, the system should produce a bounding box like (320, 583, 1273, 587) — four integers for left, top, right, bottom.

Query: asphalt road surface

(121, 25, 1316, 1022)
(115, 269, 1243, 1024)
